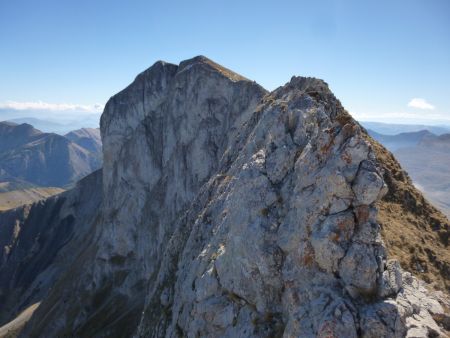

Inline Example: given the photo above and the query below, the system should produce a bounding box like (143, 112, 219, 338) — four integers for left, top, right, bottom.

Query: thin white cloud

(0, 101, 104, 113)
(407, 98, 435, 110)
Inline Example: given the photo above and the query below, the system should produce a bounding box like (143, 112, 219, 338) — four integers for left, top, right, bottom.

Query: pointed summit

(178, 55, 251, 82)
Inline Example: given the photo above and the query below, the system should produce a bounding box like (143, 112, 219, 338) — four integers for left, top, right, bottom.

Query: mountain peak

(288, 75, 330, 91)
(130, 55, 252, 89)
(178, 55, 251, 82)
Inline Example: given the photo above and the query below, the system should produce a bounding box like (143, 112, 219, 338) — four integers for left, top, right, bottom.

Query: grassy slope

(0, 188, 64, 211)
(367, 136, 450, 292)
(0, 303, 40, 338)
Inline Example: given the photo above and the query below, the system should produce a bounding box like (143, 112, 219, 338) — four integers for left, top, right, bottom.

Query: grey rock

(339, 242, 379, 295)
(1, 56, 446, 338)
(352, 160, 386, 206)
(379, 259, 403, 298)
(311, 211, 355, 273)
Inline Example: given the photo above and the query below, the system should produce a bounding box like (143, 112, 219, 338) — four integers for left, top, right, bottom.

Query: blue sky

(0, 0, 449, 125)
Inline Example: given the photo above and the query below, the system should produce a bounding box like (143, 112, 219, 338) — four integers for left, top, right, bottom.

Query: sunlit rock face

(17, 56, 448, 338)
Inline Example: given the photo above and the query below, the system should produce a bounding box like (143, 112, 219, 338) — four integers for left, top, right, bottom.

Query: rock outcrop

(0, 56, 448, 337)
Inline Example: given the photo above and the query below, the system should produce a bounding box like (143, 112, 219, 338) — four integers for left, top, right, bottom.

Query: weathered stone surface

(3, 56, 447, 337)
(379, 259, 403, 298)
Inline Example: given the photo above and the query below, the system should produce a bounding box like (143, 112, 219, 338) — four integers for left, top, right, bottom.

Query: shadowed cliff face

(1, 56, 447, 337)
(0, 170, 102, 327)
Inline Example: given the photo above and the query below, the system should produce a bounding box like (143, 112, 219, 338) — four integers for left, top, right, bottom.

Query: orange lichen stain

(355, 205, 370, 224)
(302, 252, 315, 266)
(337, 220, 347, 231)
(317, 320, 339, 338)
(300, 243, 316, 266)
(341, 151, 352, 164)
(330, 232, 340, 242)
(320, 139, 335, 155)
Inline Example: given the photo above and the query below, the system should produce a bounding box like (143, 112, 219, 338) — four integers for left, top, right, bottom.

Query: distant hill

(0, 121, 43, 152)
(65, 128, 101, 153)
(370, 128, 450, 218)
(6, 116, 101, 134)
(394, 133, 450, 218)
(0, 121, 102, 189)
(6, 118, 69, 134)
(367, 129, 435, 151)
(361, 121, 450, 135)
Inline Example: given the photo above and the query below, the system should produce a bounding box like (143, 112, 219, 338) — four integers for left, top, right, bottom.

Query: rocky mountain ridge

(65, 128, 102, 153)
(0, 56, 449, 337)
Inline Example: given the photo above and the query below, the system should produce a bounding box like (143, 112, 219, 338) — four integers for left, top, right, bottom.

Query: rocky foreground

(0, 56, 449, 337)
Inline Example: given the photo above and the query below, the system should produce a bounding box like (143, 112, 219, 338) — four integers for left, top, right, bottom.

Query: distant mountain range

(5, 116, 100, 134)
(65, 127, 102, 153)
(361, 121, 450, 135)
(367, 129, 435, 151)
(369, 128, 450, 217)
(0, 121, 102, 191)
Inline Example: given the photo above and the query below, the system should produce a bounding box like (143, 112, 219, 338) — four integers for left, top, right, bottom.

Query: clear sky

(1, 0, 449, 125)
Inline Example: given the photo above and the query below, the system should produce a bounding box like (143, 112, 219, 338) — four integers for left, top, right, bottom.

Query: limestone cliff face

(5, 56, 448, 337)
(99, 56, 266, 263)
